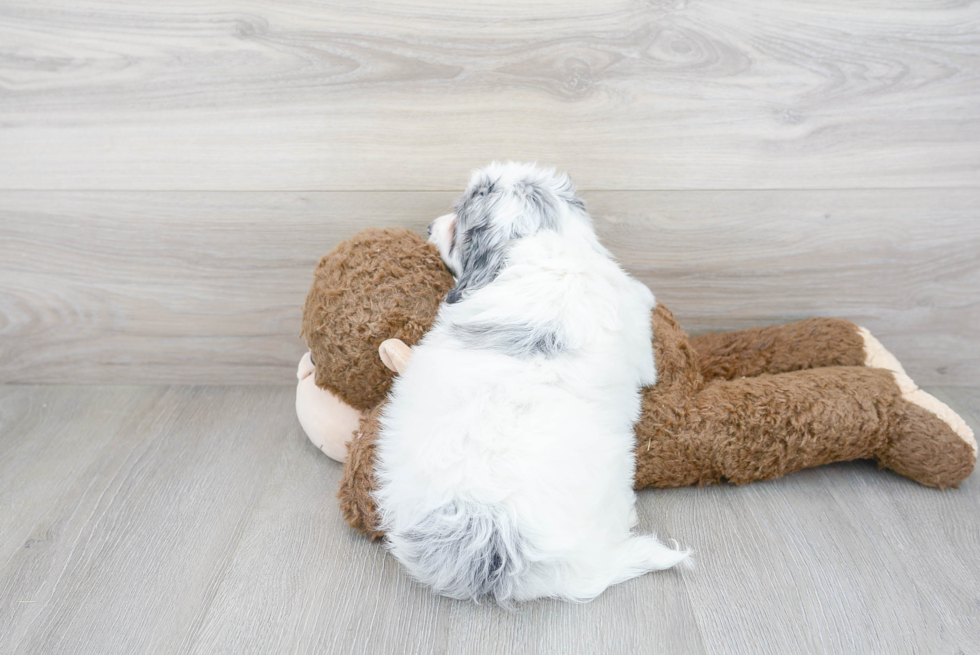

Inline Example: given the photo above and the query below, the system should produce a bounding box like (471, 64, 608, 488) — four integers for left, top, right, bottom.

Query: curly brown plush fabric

(334, 304, 975, 538)
(637, 363, 898, 488)
(637, 309, 974, 489)
(636, 309, 889, 487)
(882, 400, 976, 488)
(338, 405, 381, 539)
(690, 318, 866, 381)
(306, 230, 975, 539)
(338, 405, 386, 540)
(301, 228, 454, 411)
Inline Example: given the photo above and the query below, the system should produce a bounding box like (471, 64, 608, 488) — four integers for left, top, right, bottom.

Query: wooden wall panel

(1, 0, 978, 190)
(2, 189, 976, 385)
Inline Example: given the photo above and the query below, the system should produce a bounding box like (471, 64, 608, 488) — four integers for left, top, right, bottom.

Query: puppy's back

(384, 497, 528, 603)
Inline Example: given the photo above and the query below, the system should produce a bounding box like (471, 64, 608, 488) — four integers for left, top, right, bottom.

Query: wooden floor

(1, 383, 978, 654)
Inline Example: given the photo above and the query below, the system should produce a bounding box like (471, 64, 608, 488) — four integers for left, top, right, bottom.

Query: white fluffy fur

(373, 162, 689, 604)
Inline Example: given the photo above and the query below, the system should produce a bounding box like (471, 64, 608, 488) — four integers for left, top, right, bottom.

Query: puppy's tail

(609, 535, 692, 583)
(385, 498, 527, 604)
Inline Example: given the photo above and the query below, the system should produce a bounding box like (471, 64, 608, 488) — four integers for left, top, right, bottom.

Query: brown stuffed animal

(298, 228, 976, 540)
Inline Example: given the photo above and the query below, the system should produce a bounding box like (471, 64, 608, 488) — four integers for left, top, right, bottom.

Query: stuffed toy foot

(879, 369, 976, 487)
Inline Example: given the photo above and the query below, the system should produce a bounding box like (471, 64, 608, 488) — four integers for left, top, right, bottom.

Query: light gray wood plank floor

(1, 384, 977, 654)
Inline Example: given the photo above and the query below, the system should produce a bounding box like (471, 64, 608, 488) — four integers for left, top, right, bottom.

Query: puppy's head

(428, 162, 587, 304)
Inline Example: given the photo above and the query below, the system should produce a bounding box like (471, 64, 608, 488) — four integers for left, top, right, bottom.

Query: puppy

(373, 162, 689, 603)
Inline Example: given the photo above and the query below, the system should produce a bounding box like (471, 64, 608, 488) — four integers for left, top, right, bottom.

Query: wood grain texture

(0, 386, 292, 655)
(0, 386, 153, 571)
(2, 189, 977, 386)
(188, 407, 707, 655)
(667, 459, 980, 654)
(590, 188, 980, 386)
(1, 0, 978, 190)
(0, 384, 977, 654)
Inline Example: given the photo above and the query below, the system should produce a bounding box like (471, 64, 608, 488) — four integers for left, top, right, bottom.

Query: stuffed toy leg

(337, 306, 976, 539)
(637, 307, 976, 489)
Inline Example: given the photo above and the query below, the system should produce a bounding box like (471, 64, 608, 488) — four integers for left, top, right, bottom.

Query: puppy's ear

(515, 172, 585, 236)
(446, 221, 507, 304)
(516, 178, 560, 233)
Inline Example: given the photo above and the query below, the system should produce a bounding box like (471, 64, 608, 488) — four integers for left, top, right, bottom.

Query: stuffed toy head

(301, 227, 453, 410)
(296, 228, 452, 459)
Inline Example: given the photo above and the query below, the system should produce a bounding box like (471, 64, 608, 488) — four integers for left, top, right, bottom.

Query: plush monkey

(297, 228, 976, 540)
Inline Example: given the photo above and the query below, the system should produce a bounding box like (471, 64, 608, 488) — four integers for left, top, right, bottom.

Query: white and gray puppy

(374, 162, 690, 603)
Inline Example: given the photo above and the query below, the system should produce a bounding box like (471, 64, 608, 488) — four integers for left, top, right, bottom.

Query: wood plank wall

(1, 0, 978, 385)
